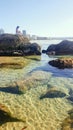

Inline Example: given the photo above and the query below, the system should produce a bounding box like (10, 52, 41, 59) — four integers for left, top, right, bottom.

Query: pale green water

(0, 40, 73, 130)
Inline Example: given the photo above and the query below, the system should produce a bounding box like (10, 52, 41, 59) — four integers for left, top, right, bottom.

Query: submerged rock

(0, 85, 23, 94)
(40, 87, 66, 99)
(8, 71, 51, 94)
(49, 58, 73, 69)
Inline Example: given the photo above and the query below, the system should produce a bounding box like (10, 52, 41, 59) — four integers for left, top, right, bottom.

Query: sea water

(0, 40, 73, 130)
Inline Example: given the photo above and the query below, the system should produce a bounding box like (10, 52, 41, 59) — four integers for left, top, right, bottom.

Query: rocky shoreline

(42, 40, 73, 69)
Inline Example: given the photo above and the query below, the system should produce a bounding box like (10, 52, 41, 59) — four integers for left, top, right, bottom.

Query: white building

(22, 30, 26, 36)
(0, 28, 4, 35)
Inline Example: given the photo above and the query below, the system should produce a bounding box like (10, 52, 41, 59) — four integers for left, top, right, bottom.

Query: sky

(0, 0, 73, 37)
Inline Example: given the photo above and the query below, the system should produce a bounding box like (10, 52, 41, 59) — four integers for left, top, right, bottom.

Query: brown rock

(49, 58, 73, 69)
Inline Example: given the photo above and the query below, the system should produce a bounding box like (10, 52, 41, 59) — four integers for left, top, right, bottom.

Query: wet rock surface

(49, 58, 73, 69)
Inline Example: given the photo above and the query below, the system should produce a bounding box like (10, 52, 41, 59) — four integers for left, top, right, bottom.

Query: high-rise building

(22, 30, 26, 36)
(0, 28, 4, 34)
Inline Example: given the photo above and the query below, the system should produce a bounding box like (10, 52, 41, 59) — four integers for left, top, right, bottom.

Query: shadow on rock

(0, 109, 24, 126)
(0, 85, 23, 95)
(40, 89, 66, 99)
(67, 96, 73, 102)
(67, 88, 73, 102)
(0, 104, 25, 126)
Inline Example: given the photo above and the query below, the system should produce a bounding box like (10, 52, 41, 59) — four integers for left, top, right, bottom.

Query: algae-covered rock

(0, 57, 31, 69)
(0, 55, 41, 69)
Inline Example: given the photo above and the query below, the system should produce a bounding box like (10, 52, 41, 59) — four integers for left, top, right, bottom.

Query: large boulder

(0, 34, 41, 56)
(43, 40, 73, 55)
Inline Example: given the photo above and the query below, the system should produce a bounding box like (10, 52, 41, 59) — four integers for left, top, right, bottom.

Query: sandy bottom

(0, 70, 73, 130)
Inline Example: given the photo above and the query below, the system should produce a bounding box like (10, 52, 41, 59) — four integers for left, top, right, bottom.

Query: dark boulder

(0, 34, 41, 56)
(18, 42, 41, 55)
(46, 40, 73, 55)
(42, 50, 47, 53)
(30, 43, 41, 55)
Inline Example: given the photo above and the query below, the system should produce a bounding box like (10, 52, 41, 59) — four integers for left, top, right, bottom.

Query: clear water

(31, 39, 73, 78)
(1, 39, 73, 86)
(0, 39, 73, 130)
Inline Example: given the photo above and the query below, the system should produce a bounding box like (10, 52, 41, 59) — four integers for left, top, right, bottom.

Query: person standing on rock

(16, 26, 21, 34)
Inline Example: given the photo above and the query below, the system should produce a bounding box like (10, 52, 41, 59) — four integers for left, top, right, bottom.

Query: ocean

(0, 39, 73, 130)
